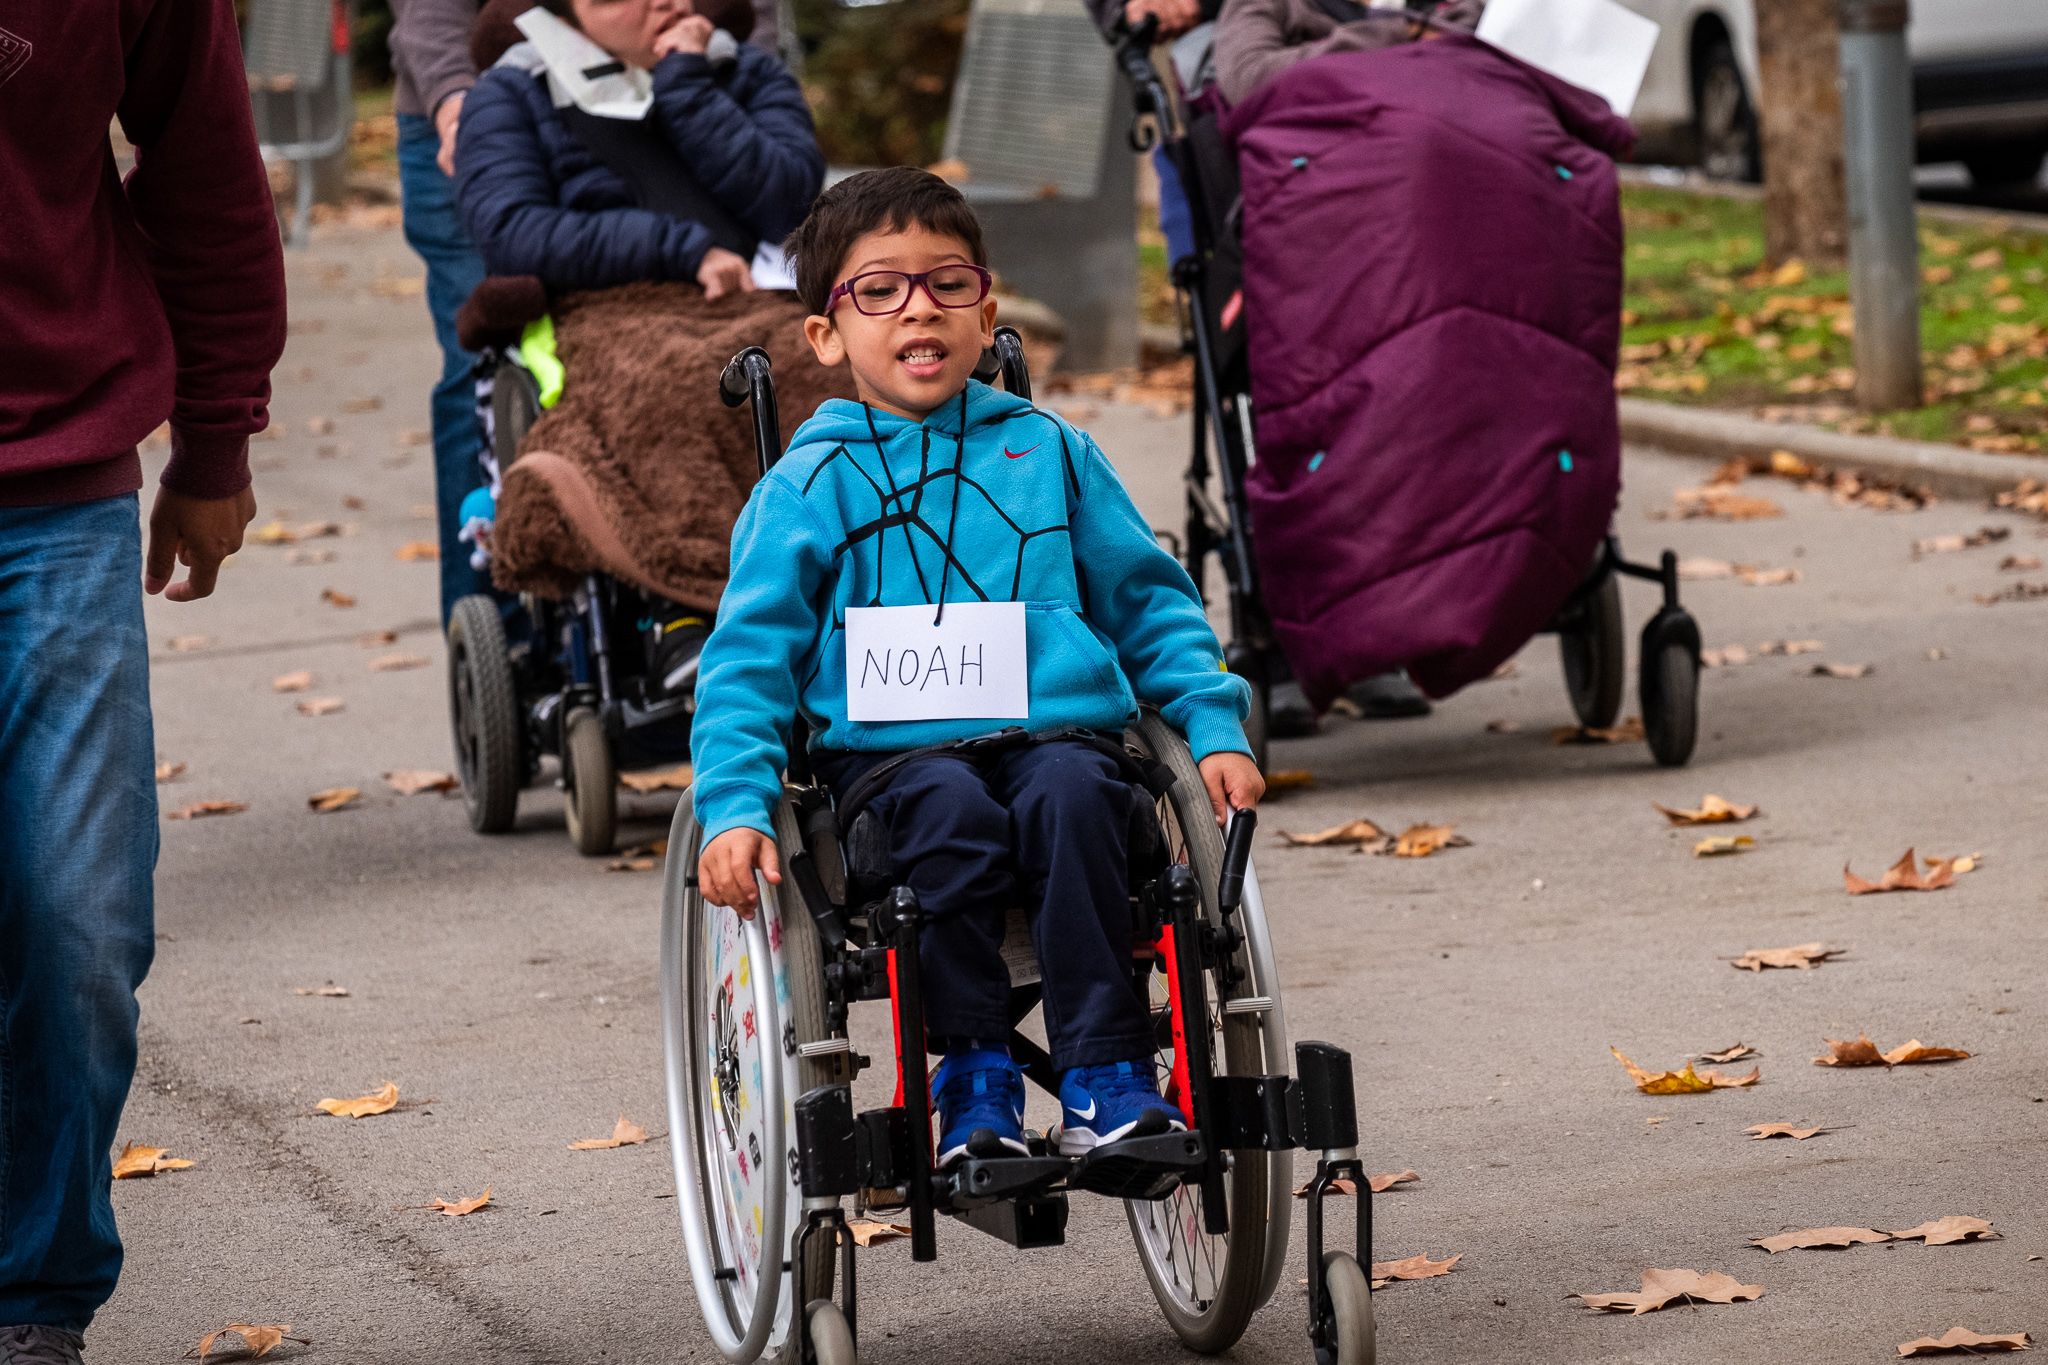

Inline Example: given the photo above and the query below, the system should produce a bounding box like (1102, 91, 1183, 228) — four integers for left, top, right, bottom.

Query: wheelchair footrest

(1067, 1130, 1207, 1201)
(945, 1153, 1069, 1209)
(952, 1191, 1069, 1250)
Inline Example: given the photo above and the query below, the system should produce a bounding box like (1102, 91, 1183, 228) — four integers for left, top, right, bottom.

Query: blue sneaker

(1055, 1059, 1185, 1155)
(930, 1048, 1029, 1165)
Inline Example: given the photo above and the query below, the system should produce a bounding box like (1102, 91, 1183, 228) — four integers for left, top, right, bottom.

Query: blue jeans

(1154, 145, 1196, 266)
(0, 496, 158, 1331)
(398, 112, 490, 625)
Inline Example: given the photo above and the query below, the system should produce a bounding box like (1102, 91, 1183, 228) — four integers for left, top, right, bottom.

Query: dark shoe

(1267, 679, 1320, 738)
(645, 613, 710, 702)
(0, 1326, 85, 1365)
(1346, 670, 1432, 719)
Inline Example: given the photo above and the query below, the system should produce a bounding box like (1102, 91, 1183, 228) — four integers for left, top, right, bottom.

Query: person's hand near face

(653, 12, 715, 58)
(569, 0, 691, 71)
(1124, 0, 1200, 39)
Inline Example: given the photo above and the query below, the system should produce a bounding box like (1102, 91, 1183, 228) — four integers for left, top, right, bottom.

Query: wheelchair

(659, 337, 1381, 1365)
(445, 351, 699, 856)
(1107, 19, 1702, 769)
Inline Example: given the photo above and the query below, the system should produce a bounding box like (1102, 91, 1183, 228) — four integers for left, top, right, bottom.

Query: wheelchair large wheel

(1124, 711, 1293, 1353)
(664, 795, 839, 1364)
(1559, 571, 1625, 732)
(562, 707, 617, 856)
(447, 594, 522, 834)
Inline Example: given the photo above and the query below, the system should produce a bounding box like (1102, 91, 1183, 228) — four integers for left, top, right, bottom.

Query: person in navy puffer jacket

(454, 0, 824, 297)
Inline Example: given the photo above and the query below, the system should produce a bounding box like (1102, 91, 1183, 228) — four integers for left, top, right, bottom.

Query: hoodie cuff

(1180, 702, 1252, 764)
(160, 428, 253, 501)
(696, 785, 779, 847)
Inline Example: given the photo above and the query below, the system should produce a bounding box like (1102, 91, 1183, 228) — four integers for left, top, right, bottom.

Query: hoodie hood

(790, 377, 1039, 451)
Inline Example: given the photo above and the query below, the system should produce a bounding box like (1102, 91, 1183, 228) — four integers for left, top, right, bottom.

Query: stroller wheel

(1560, 572, 1625, 731)
(1639, 607, 1701, 768)
(447, 595, 522, 834)
(562, 707, 618, 855)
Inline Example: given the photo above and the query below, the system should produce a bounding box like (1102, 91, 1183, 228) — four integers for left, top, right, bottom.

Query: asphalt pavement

(98, 218, 2047, 1365)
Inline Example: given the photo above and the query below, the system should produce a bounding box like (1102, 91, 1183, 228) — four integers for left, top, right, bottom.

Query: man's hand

(1197, 751, 1265, 826)
(699, 827, 783, 917)
(145, 485, 257, 602)
(697, 246, 755, 300)
(655, 14, 716, 59)
(434, 91, 466, 177)
(1125, 0, 1200, 39)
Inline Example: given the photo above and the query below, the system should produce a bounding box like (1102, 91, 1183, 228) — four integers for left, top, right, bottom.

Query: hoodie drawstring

(862, 388, 971, 627)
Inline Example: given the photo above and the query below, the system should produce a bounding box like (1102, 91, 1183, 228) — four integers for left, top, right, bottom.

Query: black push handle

(1108, 16, 1167, 152)
(1218, 805, 1255, 917)
(719, 347, 785, 475)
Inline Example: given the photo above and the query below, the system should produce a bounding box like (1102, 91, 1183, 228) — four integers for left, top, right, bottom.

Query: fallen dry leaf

(1291, 1170, 1418, 1199)
(1891, 1217, 1999, 1246)
(1759, 639, 1825, 656)
(1611, 1047, 1759, 1094)
(1388, 824, 1469, 858)
(848, 1217, 913, 1247)
(306, 786, 359, 813)
(1279, 818, 1387, 849)
(292, 985, 349, 997)
(618, 764, 693, 794)
(271, 671, 313, 693)
(1999, 553, 2044, 572)
(1294, 1177, 1358, 1198)
(1738, 565, 1801, 587)
(316, 1081, 399, 1118)
(384, 769, 458, 796)
(320, 588, 356, 609)
(358, 629, 400, 648)
(112, 1141, 196, 1179)
(619, 839, 669, 859)
(1484, 717, 1522, 733)
(1265, 769, 1316, 791)
(394, 541, 439, 562)
(1733, 943, 1842, 971)
(1553, 717, 1645, 745)
(1694, 835, 1755, 857)
(156, 761, 187, 783)
(1844, 848, 1973, 895)
(341, 396, 382, 413)
(1810, 662, 1874, 679)
(1974, 580, 2048, 606)
(1656, 795, 1758, 826)
(606, 858, 657, 873)
(1912, 526, 2009, 558)
(1814, 1035, 1972, 1068)
(1665, 486, 1785, 521)
(1700, 645, 1752, 668)
(166, 800, 247, 821)
(1747, 1123, 1826, 1140)
(190, 1323, 305, 1361)
(429, 1186, 491, 1217)
(295, 697, 345, 717)
(1897, 1327, 2031, 1357)
(1575, 1268, 1762, 1314)
(167, 634, 215, 652)
(286, 547, 336, 566)
(1751, 1225, 1890, 1254)
(568, 1115, 650, 1150)
(368, 652, 429, 672)
(1699, 1044, 1757, 1064)
(1369, 1252, 1460, 1288)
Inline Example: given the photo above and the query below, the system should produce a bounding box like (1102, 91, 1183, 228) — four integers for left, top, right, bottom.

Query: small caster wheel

(1639, 606, 1701, 768)
(1315, 1250, 1375, 1365)
(805, 1299, 857, 1365)
(1560, 571, 1625, 730)
(562, 706, 617, 855)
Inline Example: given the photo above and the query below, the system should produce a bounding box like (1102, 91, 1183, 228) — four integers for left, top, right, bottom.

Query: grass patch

(1622, 186, 2048, 453)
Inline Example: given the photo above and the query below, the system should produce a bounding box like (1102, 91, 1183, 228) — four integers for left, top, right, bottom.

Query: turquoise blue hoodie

(691, 379, 1252, 844)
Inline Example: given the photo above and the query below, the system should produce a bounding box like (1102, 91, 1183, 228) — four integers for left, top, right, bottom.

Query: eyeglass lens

(850, 266, 986, 315)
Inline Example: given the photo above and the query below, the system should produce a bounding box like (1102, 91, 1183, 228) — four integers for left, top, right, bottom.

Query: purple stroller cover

(1224, 35, 1635, 707)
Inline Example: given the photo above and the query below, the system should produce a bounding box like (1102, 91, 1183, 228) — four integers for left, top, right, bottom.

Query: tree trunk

(1756, 0, 1848, 268)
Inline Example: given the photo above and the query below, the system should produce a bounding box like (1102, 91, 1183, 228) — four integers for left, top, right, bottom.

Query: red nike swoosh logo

(1004, 444, 1039, 459)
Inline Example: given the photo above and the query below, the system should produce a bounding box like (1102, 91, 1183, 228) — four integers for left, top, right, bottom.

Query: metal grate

(242, 0, 334, 91)
(942, 0, 1115, 199)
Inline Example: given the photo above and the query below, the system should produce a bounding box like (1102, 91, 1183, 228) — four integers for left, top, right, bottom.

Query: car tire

(1964, 147, 2047, 193)
(1694, 36, 1760, 184)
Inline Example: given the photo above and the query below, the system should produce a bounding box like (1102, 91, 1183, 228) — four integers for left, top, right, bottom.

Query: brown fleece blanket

(490, 283, 854, 611)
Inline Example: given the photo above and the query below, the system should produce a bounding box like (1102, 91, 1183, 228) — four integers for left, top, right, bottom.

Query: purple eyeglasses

(825, 264, 993, 316)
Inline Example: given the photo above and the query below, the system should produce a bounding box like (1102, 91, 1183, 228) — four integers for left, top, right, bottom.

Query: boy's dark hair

(784, 168, 987, 316)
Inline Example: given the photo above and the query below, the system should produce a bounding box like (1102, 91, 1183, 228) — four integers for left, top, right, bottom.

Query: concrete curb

(1619, 397, 2048, 500)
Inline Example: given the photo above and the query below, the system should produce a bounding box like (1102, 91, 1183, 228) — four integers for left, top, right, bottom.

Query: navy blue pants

(814, 741, 1155, 1072)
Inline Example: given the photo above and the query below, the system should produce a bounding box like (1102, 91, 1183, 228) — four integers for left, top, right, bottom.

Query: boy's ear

(978, 294, 998, 350)
(802, 314, 846, 368)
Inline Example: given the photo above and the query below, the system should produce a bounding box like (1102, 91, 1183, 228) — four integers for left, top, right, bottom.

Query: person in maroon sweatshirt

(0, 3, 286, 1360)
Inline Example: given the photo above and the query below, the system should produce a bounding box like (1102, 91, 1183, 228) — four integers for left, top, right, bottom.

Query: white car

(1621, 0, 2048, 187)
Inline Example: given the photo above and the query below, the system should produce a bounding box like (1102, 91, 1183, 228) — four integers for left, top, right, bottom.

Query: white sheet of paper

(844, 602, 1029, 723)
(751, 242, 798, 291)
(1475, 0, 1660, 118)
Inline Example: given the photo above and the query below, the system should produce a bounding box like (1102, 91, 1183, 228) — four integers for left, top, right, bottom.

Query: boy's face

(802, 223, 998, 424)
(570, 0, 688, 70)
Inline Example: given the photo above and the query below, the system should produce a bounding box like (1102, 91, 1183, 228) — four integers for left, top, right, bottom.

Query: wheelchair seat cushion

(488, 282, 855, 610)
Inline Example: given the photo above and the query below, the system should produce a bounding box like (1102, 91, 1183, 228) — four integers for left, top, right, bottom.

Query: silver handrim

(664, 800, 792, 1363)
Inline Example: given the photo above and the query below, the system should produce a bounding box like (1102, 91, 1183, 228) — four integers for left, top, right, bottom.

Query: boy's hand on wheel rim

(699, 827, 781, 918)
(1197, 752, 1265, 826)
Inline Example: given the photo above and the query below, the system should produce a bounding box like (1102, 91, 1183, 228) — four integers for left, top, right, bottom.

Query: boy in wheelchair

(692, 167, 1267, 1167)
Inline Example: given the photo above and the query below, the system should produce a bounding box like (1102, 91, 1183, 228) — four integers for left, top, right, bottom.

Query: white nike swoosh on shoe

(1070, 1097, 1097, 1121)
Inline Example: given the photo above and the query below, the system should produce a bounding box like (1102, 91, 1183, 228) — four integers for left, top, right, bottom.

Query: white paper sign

(1475, 0, 1660, 118)
(844, 602, 1029, 722)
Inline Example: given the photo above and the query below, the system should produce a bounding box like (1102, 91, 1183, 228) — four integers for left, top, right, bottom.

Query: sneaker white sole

(937, 1132, 1031, 1166)
(1053, 1115, 1186, 1157)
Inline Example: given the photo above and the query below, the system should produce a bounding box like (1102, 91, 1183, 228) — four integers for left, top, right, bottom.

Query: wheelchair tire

(1559, 571, 1625, 732)
(447, 594, 522, 834)
(1241, 676, 1271, 776)
(1124, 710, 1293, 1353)
(804, 1300, 857, 1365)
(665, 795, 839, 1364)
(1315, 1251, 1376, 1365)
(562, 707, 617, 856)
(492, 358, 540, 471)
